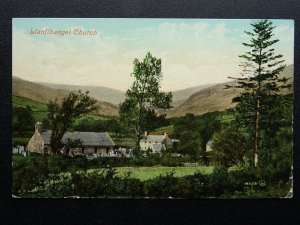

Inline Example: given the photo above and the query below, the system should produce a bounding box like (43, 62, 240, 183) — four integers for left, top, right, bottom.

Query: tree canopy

(226, 19, 292, 167)
(47, 90, 98, 155)
(13, 106, 35, 132)
(119, 52, 172, 151)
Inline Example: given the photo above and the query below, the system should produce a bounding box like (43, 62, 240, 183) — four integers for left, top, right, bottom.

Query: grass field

(219, 113, 235, 124)
(89, 166, 214, 181)
(152, 125, 174, 135)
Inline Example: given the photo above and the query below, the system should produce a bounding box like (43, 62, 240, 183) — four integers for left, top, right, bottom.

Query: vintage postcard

(12, 18, 294, 198)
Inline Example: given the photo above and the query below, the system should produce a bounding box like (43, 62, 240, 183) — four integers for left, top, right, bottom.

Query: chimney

(35, 122, 42, 133)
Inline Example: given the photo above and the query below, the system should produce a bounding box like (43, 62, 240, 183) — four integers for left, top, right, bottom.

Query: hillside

(164, 82, 239, 118)
(171, 83, 216, 106)
(40, 82, 216, 107)
(38, 82, 125, 105)
(164, 64, 293, 118)
(12, 77, 119, 116)
(13, 64, 292, 118)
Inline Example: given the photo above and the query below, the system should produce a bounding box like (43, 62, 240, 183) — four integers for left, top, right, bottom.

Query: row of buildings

(26, 122, 178, 157)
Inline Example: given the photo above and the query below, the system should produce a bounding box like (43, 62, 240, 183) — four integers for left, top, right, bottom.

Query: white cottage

(139, 132, 173, 154)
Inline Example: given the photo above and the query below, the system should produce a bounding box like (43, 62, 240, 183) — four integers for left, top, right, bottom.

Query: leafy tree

(173, 114, 202, 158)
(198, 112, 221, 164)
(211, 128, 248, 168)
(173, 113, 220, 160)
(47, 90, 98, 155)
(268, 127, 292, 181)
(226, 20, 292, 167)
(13, 106, 35, 132)
(143, 109, 169, 131)
(177, 130, 202, 158)
(119, 52, 172, 151)
(72, 117, 122, 133)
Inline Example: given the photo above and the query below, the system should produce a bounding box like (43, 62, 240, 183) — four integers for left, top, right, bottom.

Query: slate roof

(40, 131, 115, 147)
(142, 135, 166, 143)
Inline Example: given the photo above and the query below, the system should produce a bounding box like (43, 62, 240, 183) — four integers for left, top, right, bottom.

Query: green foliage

(41, 173, 74, 197)
(145, 170, 177, 197)
(198, 112, 222, 164)
(265, 127, 293, 182)
(177, 130, 202, 157)
(13, 96, 48, 122)
(13, 96, 48, 111)
(12, 156, 49, 195)
(173, 112, 221, 160)
(173, 114, 201, 157)
(143, 109, 170, 131)
(47, 90, 98, 154)
(207, 168, 233, 196)
(152, 125, 174, 135)
(13, 106, 35, 132)
(13, 154, 291, 198)
(119, 52, 172, 150)
(72, 116, 121, 133)
(226, 19, 292, 166)
(211, 128, 248, 168)
(12, 137, 31, 146)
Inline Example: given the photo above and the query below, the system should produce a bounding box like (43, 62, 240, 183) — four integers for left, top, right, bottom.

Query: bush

(206, 168, 234, 196)
(266, 128, 292, 182)
(39, 173, 74, 197)
(188, 172, 209, 197)
(13, 156, 49, 195)
(211, 129, 248, 168)
(144, 170, 177, 198)
(13, 154, 291, 198)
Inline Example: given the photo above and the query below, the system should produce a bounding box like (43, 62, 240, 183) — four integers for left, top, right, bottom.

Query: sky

(13, 18, 294, 91)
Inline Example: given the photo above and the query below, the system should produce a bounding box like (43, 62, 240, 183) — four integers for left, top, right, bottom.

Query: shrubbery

(13, 147, 290, 198)
(13, 155, 291, 198)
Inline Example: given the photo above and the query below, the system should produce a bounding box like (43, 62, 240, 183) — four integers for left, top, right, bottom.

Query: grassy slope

(13, 76, 119, 116)
(38, 82, 125, 106)
(13, 96, 48, 111)
(13, 96, 112, 123)
(13, 96, 49, 123)
(152, 125, 174, 135)
(12, 96, 116, 144)
(164, 64, 293, 118)
(171, 83, 216, 106)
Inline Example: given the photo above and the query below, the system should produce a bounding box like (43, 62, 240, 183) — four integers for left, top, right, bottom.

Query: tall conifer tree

(226, 20, 291, 167)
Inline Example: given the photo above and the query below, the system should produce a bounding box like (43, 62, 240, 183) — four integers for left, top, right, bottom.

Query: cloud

(13, 20, 294, 92)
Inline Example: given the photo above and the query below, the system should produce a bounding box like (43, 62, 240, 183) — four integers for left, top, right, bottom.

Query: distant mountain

(39, 82, 215, 107)
(13, 64, 292, 118)
(164, 64, 293, 118)
(37, 82, 125, 106)
(171, 84, 216, 106)
(12, 77, 119, 116)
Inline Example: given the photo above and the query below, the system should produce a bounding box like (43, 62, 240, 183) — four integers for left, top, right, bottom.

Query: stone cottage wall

(27, 132, 45, 155)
